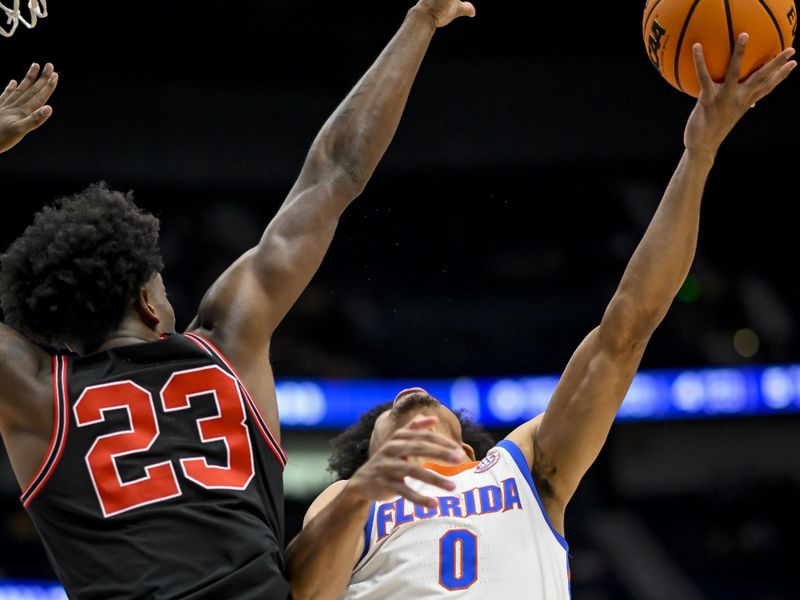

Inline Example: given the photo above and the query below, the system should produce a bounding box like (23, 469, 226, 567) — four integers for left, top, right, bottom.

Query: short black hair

(328, 401, 496, 480)
(0, 182, 164, 350)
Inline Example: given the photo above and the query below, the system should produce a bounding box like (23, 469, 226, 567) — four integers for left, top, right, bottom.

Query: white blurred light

(619, 374, 659, 417)
(0, 584, 67, 600)
(762, 367, 795, 409)
(450, 377, 481, 421)
(705, 369, 748, 413)
(276, 382, 327, 426)
(487, 379, 527, 422)
(672, 372, 706, 413)
(519, 377, 559, 417)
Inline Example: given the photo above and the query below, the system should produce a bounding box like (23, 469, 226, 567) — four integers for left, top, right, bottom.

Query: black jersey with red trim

(22, 333, 290, 600)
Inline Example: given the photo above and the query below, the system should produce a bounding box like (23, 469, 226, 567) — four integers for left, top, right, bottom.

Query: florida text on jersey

(345, 440, 571, 599)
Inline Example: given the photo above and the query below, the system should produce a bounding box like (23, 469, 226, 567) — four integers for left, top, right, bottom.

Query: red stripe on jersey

(22, 355, 70, 506)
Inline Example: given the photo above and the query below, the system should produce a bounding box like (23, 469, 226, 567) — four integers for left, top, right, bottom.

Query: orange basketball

(643, 0, 797, 96)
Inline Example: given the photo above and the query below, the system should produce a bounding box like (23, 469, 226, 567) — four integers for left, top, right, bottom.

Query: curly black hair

(328, 401, 497, 480)
(0, 182, 164, 350)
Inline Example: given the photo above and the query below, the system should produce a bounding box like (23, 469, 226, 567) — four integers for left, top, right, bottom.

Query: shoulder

(0, 323, 49, 388)
(0, 323, 51, 427)
(503, 413, 545, 471)
(304, 479, 350, 527)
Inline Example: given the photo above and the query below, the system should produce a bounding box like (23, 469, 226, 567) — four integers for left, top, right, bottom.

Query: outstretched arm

(190, 1, 475, 376)
(507, 36, 796, 530)
(0, 62, 57, 154)
(0, 61, 58, 427)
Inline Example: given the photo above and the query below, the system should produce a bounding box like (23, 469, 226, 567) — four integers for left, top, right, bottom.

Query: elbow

(332, 156, 368, 198)
(289, 581, 333, 600)
(286, 555, 332, 600)
(286, 563, 313, 600)
(598, 293, 664, 355)
(308, 136, 369, 199)
(289, 578, 311, 600)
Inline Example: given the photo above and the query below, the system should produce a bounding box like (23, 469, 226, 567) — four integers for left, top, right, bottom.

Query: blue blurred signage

(275, 365, 800, 428)
(0, 582, 66, 600)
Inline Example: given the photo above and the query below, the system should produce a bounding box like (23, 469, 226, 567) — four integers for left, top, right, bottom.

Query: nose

(394, 387, 428, 405)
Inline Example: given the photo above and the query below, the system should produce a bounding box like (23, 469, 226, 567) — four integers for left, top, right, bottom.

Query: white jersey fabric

(342, 440, 571, 599)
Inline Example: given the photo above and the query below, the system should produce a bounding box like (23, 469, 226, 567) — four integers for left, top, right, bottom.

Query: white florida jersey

(342, 440, 571, 600)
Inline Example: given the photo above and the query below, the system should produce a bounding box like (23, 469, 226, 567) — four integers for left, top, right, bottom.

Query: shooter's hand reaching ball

(417, 0, 476, 28)
(685, 34, 796, 159)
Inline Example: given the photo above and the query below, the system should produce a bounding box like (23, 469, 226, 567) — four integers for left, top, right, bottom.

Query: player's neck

(85, 321, 162, 355)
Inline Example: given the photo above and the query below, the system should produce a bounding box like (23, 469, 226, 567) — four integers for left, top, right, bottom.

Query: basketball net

(1, 0, 47, 37)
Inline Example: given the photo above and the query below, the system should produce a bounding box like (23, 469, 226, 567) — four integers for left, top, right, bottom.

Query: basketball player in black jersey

(0, 1, 475, 598)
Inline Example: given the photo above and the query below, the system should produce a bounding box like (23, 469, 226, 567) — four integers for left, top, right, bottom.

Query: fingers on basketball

(692, 44, 716, 99)
(751, 56, 797, 103)
(743, 47, 797, 100)
(723, 33, 749, 88)
(645, 0, 796, 97)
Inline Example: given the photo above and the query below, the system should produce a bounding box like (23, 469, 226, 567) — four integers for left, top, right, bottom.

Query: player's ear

(462, 443, 476, 461)
(136, 285, 161, 329)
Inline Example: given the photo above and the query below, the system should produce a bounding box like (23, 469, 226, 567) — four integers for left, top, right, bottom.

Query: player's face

(146, 273, 177, 335)
(369, 388, 474, 463)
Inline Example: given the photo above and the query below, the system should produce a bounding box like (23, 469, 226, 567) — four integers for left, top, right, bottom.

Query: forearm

(297, 5, 437, 206)
(604, 149, 714, 337)
(287, 487, 371, 600)
(244, 6, 438, 325)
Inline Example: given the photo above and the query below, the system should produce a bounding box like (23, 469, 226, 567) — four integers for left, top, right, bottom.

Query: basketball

(643, 0, 797, 96)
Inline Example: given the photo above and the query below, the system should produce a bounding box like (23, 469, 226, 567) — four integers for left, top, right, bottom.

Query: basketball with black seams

(643, 0, 797, 96)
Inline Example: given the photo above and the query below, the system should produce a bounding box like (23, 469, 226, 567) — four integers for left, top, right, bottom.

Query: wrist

(340, 478, 375, 512)
(408, 3, 438, 33)
(684, 146, 717, 167)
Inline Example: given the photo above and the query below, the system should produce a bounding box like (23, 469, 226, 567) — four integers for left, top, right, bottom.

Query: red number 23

(74, 366, 254, 517)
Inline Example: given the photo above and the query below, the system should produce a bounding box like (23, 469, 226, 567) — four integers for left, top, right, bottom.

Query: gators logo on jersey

(474, 452, 500, 473)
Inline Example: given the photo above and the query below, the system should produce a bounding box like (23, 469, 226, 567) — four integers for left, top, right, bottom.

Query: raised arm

(0, 61, 59, 394)
(190, 1, 475, 368)
(0, 62, 59, 481)
(507, 37, 796, 529)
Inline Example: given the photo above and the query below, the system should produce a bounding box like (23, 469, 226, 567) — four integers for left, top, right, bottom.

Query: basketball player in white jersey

(285, 37, 796, 599)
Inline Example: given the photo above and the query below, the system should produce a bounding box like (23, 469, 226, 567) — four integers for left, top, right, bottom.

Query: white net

(1, 0, 47, 37)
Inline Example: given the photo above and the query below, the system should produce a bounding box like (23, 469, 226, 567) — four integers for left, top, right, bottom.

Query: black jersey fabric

(21, 333, 290, 599)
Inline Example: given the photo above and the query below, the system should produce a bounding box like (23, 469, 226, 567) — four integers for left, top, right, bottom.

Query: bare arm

(508, 37, 797, 523)
(285, 480, 370, 600)
(0, 323, 54, 490)
(286, 416, 462, 600)
(0, 324, 48, 421)
(190, 1, 475, 369)
(0, 62, 58, 433)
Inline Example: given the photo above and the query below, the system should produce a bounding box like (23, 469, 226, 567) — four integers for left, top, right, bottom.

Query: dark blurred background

(1, 1, 799, 598)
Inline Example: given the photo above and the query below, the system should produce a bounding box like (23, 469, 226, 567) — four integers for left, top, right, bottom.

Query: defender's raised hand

(0, 63, 58, 154)
(417, 0, 476, 28)
(686, 35, 795, 157)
